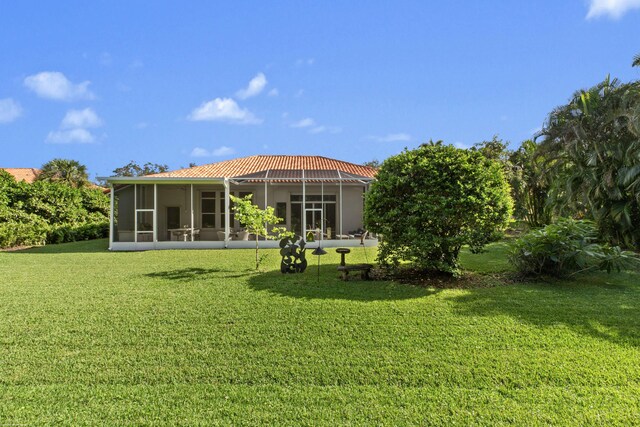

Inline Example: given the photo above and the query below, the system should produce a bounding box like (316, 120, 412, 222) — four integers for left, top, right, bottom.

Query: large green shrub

(365, 141, 513, 275)
(508, 218, 638, 277)
(0, 171, 110, 248)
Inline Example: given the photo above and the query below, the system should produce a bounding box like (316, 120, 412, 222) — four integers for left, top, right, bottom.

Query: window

(276, 202, 287, 224)
(201, 191, 216, 228)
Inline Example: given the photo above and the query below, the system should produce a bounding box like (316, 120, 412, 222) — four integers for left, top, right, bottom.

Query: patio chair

(236, 230, 250, 241)
(217, 231, 226, 241)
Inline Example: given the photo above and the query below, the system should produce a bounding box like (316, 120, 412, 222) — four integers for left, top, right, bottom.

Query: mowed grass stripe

(1, 239, 639, 424)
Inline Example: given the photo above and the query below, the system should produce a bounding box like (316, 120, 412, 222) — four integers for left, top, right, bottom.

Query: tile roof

(147, 155, 377, 179)
(1, 168, 41, 183)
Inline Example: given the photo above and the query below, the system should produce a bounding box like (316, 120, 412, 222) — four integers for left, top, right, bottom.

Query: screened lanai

(105, 157, 377, 251)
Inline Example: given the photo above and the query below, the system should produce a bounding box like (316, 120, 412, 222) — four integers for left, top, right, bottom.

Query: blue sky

(1, 1, 639, 179)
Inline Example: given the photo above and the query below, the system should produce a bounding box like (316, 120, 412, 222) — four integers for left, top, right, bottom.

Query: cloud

(309, 125, 342, 134)
(268, 88, 279, 97)
(190, 146, 236, 157)
(46, 128, 95, 144)
(586, 0, 640, 18)
(46, 108, 103, 144)
(290, 117, 316, 128)
(0, 98, 22, 123)
(61, 108, 103, 129)
(294, 89, 305, 98)
(99, 52, 112, 66)
(24, 71, 95, 101)
(295, 58, 315, 66)
(366, 133, 412, 142)
(188, 97, 261, 124)
(236, 72, 267, 99)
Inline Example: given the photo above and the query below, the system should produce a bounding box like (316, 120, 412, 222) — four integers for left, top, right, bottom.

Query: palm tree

(633, 53, 640, 68)
(38, 158, 90, 188)
(537, 76, 640, 249)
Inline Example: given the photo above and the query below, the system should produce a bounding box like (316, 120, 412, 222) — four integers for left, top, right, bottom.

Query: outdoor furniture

(336, 234, 355, 239)
(337, 264, 373, 281)
(168, 228, 200, 241)
(217, 231, 226, 241)
(335, 248, 351, 266)
(335, 247, 372, 280)
(236, 230, 250, 241)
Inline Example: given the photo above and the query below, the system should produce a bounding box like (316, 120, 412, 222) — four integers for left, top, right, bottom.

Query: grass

(1, 240, 639, 425)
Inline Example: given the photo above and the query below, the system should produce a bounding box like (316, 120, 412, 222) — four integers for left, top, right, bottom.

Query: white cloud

(366, 133, 412, 142)
(46, 128, 95, 144)
(0, 98, 22, 123)
(235, 72, 267, 99)
(268, 88, 279, 97)
(190, 146, 236, 157)
(188, 97, 261, 124)
(453, 141, 471, 149)
(294, 89, 305, 98)
(309, 125, 342, 134)
(99, 52, 112, 66)
(46, 108, 103, 144)
(61, 108, 103, 129)
(24, 71, 95, 101)
(296, 58, 315, 66)
(586, 0, 640, 18)
(290, 117, 316, 128)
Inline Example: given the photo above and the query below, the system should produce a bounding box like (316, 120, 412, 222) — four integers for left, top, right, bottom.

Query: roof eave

(100, 176, 226, 184)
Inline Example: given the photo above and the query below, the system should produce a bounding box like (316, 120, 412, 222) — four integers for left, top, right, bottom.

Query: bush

(365, 141, 513, 275)
(0, 171, 110, 249)
(508, 218, 638, 277)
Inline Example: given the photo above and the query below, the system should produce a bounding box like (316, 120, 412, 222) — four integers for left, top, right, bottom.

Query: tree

(365, 141, 513, 275)
(508, 140, 552, 227)
(537, 76, 640, 249)
(362, 159, 381, 168)
(471, 135, 511, 165)
(37, 158, 89, 188)
(229, 195, 293, 270)
(112, 161, 169, 177)
(633, 53, 640, 68)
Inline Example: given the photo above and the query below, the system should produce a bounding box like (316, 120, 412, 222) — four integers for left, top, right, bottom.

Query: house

(1, 168, 40, 183)
(104, 155, 377, 251)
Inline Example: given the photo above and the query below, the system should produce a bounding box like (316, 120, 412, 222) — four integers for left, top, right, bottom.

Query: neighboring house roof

(147, 155, 377, 179)
(1, 168, 41, 183)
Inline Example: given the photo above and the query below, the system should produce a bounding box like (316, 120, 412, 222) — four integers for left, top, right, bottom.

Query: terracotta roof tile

(147, 155, 377, 179)
(1, 168, 41, 183)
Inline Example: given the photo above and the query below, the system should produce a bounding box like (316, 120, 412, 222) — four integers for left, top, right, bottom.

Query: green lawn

(1, 240, 639, 425)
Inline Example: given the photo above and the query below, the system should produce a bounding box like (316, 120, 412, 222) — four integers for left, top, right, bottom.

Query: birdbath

(336, 248, 351, 266)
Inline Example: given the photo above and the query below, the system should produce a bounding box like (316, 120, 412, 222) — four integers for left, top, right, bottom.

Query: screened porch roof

(230, 169, 374, 184)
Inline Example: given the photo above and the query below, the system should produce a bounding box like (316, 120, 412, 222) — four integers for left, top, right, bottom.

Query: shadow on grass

(145, 267, 254, 282)
(2, 239, 109, 254)
(246, 263, 436, 302)
(449, 271, 640, 347)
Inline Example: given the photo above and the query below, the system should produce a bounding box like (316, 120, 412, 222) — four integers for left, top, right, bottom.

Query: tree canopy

(37, 158, 90, 188)
(365, 141, 513, 275)
(112, 161, 169, 177)
(537, 76, 640, 249)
